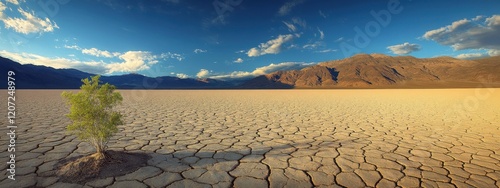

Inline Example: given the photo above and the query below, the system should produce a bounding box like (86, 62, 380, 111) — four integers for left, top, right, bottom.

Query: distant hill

(241, 54, 500, 88)
(2, 54, 499, 89)
(0, 56, 232, 89)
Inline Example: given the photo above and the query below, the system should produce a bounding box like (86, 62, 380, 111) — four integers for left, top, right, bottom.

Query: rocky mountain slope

(241, 54, 500, 88)
(0, 56, 232, 89)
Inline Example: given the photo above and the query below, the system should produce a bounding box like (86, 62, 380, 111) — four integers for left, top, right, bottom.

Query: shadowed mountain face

(0, 56, 232, 89)
(2, 55, 499, 89)
(241, 66, 339, 88)
(241, 54, 500, 88)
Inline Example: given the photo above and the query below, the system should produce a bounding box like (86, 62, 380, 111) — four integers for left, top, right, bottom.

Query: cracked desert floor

(1, 89, 500, 188)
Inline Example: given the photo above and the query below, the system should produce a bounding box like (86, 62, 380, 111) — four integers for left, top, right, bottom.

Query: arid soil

(0, 89, 499, 187)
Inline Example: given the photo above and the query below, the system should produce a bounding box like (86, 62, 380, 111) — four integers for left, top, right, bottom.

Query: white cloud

(487, 49, 500, 56)
(247, 34, 295, 57)
(283, 21, 296, 32)
(252, 62, 315, 75)
(486, 15, 500, 27)
(278, 0, 305, 16)
(106, 51, 159, 73)
(335, 37, 344, 43)
(5, 0, 22, 5)
(1, 48, 184, 74)
(303, 41, 323, 50)
(454, 49, 499, 59)
(234, 58, 244, 63)
(194, 49, 207, 54)
(318, 27, 324, 40)
(472, 15, 484, 21)
(64, 45, 80, 50)
(82, 48, 117, 58)
(1, 50, 153, 74)
(64, 45, 120, 58)
(160, 52, 184, 61)
(207, 62, 316, 81)
(0, 2, 6, 18)
(455, 53, 487, 59)
(176, 73, 189, 79)
(387, 42, 421, 55)
(196, 69, 210, 78)
(282, 18, 306, 33)
(1, 7, 59, 34)
(423, 15, 500, 56)
(316, 49, 337, 53)
(0, 50, 108, 74)
(65, 44, 183, 62)
(247, 48, 260, 57)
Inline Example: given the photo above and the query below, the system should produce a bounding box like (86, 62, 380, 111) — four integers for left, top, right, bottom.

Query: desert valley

(0, 89, 499, 187)
(1, 0, 500, 187)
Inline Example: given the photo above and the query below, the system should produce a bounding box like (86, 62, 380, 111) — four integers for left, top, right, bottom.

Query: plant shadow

(54, 138, 356, 186)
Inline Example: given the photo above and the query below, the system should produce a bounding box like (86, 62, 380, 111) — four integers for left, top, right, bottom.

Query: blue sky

(0, 0, 499, 80)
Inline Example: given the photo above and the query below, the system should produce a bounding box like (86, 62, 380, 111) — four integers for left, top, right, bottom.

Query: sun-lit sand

(1, 89, 499, 187)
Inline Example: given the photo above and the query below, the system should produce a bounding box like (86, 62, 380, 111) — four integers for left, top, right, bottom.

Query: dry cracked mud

(0, 89, 499, 188)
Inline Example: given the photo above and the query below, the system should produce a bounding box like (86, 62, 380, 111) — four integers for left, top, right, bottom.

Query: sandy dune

(1, 89, 499, 187)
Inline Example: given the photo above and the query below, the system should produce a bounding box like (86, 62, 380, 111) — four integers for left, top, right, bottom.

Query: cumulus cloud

(0, 49, 179, 74)
(234, 58, 244, 63)
(455, 53, 487, 60)
(64, 45, 120, 58)
(176, 73, 189, 79)
(0, 2, 7, 18)
(472, 15, 484, 21)
(106, 51, 160, 73)
(489, 49, 500, 56)
(207, 62, 316, 81)
(0, 7, 59, 34)
(72, 46, 184, 63)
(82, 48, 118, 58)
(278, 0, 305, 16)
(5, 0, 23, 5)
(194, 49, 207, 54)
(196, 69, 210, 78)
(423, 15, 500, 57)
(387, 42, 421, 55)
(247, 34, 295, 57)
(0, 50, 108, 74)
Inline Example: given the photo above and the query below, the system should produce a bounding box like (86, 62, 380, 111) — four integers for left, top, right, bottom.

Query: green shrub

(62, 75, 123, 158)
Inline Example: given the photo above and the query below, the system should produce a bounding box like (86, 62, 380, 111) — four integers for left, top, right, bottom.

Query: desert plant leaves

(62, 75, 123, 155)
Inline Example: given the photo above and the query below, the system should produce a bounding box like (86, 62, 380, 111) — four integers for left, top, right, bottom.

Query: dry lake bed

(1, 89, 499, 188)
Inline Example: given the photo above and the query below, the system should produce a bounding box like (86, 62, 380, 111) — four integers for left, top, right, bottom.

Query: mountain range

(0, 56, 232, 89)
(1, 54, 499, 89)
(241, 54, 500, 88)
